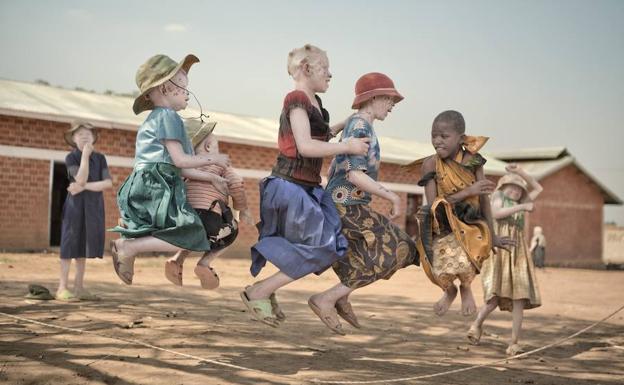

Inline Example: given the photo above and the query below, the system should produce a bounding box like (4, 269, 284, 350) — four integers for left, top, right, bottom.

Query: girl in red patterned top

(241, 44, 370, 327)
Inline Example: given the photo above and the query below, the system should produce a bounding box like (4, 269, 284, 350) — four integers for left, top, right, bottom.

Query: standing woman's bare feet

(433, 285, 458, 316)
(459, 284, 477, 316)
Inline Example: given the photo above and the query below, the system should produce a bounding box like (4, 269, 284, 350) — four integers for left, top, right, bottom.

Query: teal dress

(111, 107, 210, 251)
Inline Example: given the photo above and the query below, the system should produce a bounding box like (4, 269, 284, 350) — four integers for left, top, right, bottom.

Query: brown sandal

(111, 240, 133, 285)
(194, 265, 220, 290)
(308, 298, 345, 336)
(165, 260, 183, 286)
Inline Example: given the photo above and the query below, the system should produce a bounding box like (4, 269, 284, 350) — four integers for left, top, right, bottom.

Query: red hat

(351, 72, 404, 109)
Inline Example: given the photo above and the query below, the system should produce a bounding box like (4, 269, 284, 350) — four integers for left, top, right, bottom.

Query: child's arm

(165, 140, 230, 169)
(73, 143, 93, 185)
(476, 166, 515, 251)
(491, 192, 534, 219)
(328, 114, 353, 138)
(224, 168, 255, 225)
(82, 179, 113, 192)
(529, 235, 538, 252)
(290, 108, 369, 157)
(347, 171, 402, 219)
(181, 168, 228, 195)
(422, 157, 437, 204)
(506, 163, 543, 201)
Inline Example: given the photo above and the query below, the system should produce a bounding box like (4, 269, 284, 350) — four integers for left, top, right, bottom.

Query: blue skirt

(251, 176, 348, 279)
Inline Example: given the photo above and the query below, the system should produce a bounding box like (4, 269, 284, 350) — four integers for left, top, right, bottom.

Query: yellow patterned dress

(413, 149, 492, 290)
(480, 191, 541, 311)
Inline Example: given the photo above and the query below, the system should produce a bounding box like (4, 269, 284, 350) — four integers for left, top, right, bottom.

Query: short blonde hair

(287, 44, 327, 76)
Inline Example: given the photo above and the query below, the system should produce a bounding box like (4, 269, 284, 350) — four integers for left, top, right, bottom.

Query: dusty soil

(1, 252, 623, 385)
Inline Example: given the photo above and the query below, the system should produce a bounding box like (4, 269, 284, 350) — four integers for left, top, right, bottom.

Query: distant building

(491, 148, 622, 268)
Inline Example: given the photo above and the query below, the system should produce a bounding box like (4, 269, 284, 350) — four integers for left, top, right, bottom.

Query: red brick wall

(527, 164, 604, 267)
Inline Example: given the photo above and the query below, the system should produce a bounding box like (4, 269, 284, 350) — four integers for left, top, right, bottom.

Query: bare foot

(433, 285, 458, 316)
(459, 284, 477, 316)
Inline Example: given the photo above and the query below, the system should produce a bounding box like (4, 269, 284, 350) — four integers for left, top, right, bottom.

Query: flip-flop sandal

(77, 290, 101, 301)
(239, 290, 279, 327)
(467, 324, 482, 345)
(308, 298, 345, 336)
(194, 265, 219, 290)
(165, 260, 184, 286)
(506, 344, 525, 356)
(269, 293, 286, 322)
(111, 240, 133, 285)
(335, 301, 361, 329)
(55, 289, 79, 302)
(25, 284, 54, 300)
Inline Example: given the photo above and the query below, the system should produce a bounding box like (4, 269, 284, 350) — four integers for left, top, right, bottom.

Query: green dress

(111, 107, 210, 251)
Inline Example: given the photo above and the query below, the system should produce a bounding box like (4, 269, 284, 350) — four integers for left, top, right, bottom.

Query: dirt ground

(0, 252, 623, 385)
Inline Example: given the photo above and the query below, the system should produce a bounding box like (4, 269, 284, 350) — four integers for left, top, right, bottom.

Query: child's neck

(441, 146, 463, 161)
(294, 80, 318, 105)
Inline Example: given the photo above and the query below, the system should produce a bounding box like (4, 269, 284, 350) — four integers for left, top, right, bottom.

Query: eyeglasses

(169, 79, 210, 122)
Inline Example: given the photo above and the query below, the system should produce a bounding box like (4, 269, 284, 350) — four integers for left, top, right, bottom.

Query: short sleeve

(99, 153, 111, 180)
(65, 152, 80, 180)
(283, 90, 312, 116)
(345, 117, 372, 172)
(156, 109, 193, 154)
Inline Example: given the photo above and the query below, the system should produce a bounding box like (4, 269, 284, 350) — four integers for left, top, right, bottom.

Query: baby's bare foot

(433, 285, 458, 316)
(460, 284, 477, 316)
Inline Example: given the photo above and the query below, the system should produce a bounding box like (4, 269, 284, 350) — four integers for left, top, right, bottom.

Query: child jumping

(58, 121, 113, 301)
(241, 44, 369, 327)
(309, 72, 419, 335)
(409, 110, 512, 317)
(164, 121, 253, 289)
(468, 163, 542, 356)
(111, 54, 229, 284)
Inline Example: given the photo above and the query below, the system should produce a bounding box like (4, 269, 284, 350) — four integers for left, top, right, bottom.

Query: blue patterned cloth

(251, 176, 348, 279)
(326, 116, 380, 205)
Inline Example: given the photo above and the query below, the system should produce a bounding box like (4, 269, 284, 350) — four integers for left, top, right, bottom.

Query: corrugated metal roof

(0, 78, 511, 173)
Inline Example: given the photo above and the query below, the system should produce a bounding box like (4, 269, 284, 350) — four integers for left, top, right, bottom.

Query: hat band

(354, 87, 400, 99)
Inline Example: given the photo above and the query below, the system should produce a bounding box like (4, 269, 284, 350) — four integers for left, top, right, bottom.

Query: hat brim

(64, 123, 98, 148)
(351, 88, 404, 109)
(133, 54, 200, 115)
(186, 121, 217, 148)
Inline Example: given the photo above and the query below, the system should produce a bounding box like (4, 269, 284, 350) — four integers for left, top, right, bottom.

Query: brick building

(491, 148, 622, 267)
(2, 79, 618, 268)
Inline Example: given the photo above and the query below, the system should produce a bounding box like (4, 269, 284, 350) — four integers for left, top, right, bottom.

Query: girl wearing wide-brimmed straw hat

(241, 44, 370, 327)
(110, 54, 229, 285)
(58, 121, 113, 301)
(468, 163, 543, 356)
(309, 73, 419, 335)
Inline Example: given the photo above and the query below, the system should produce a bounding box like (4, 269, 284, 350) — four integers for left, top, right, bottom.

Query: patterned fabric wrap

(326, 116, 380, 205)
(332, 204, 419, 289)
(271, 90, 330, 186)
(431, 232, 477, 290)
(480, 191, 541, 311)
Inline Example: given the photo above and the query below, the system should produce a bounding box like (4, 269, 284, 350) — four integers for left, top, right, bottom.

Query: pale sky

(1, 0, 623, 224)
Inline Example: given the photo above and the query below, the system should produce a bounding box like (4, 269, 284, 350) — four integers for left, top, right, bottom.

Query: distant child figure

(241, 44, 369, 327)
(164, 121, 253, 289)
(58, 121, 113, 301)
(530, 226, 546, 268)
(409, 110, 513, 317)
(110, 54, 229, 284)
(468, 164, 543, 356)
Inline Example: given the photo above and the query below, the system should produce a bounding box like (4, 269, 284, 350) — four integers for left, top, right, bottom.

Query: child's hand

(493, 235, 516, 252)
(82, 143, 94, 157)
(389, 193, 402, 220)
(239, 209, 255, 226)
(211, 175, 229, 195)
(523, 202, 534, 212)
(467, 179, 495, 196)
(344, 137, 370, 155)
(67, 182, 85, 196)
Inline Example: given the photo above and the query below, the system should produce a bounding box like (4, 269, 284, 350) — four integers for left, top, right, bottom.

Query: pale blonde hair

(287, 44, 327, 77)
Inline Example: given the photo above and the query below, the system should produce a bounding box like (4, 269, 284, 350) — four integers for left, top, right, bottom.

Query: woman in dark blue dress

(57, 121, 113, 301)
